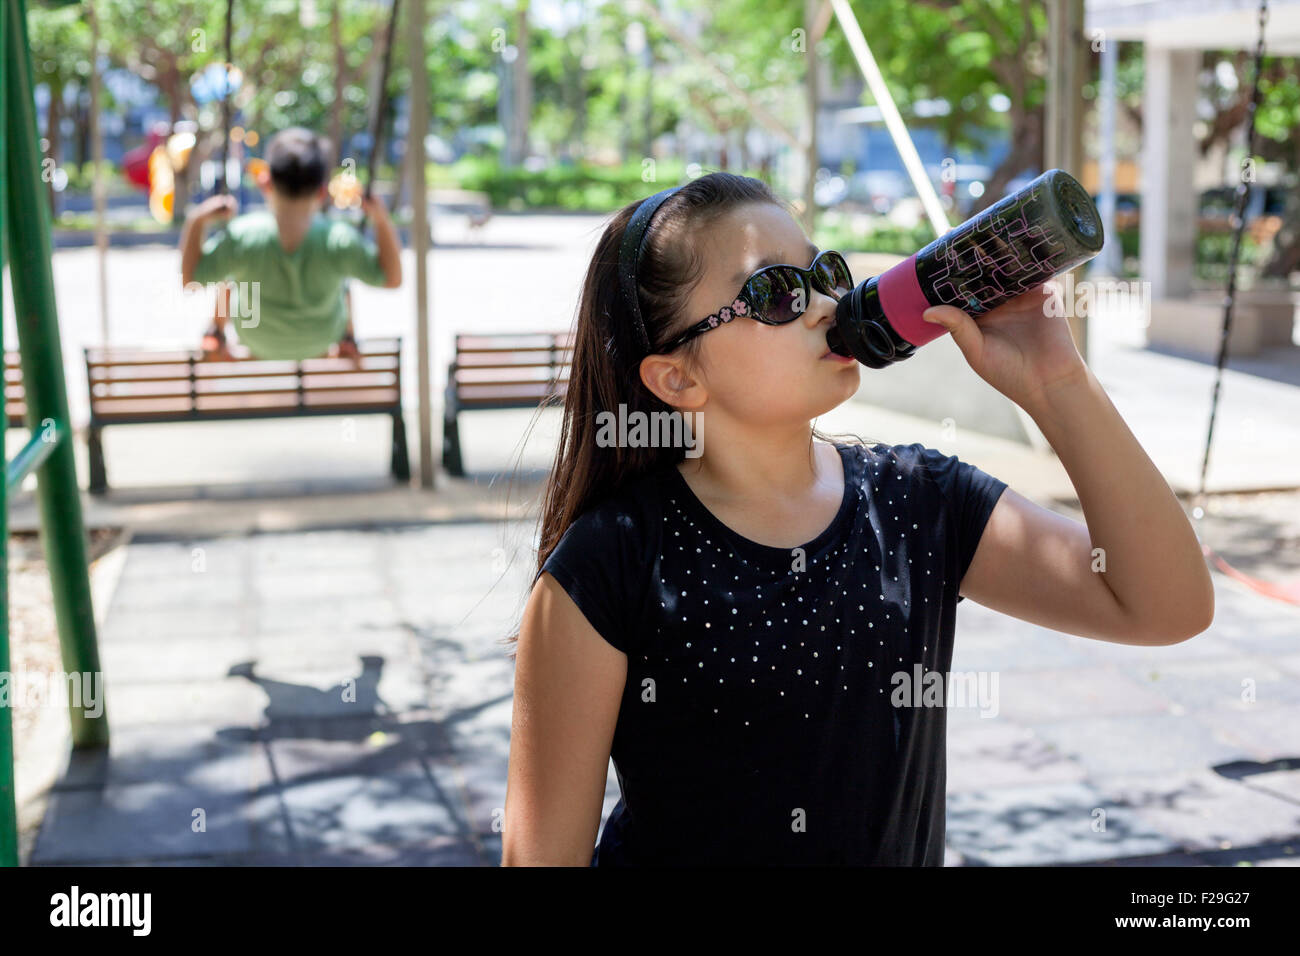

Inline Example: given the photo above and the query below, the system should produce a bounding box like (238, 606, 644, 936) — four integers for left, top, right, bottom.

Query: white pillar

(1090, 36, 1122, 278)
(1140, 46, 1199, 300)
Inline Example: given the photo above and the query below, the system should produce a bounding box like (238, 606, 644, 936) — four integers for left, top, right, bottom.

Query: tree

(27, 2, 92, 215)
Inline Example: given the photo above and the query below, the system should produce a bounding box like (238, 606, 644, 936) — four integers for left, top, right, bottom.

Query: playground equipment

(201, 0, 402, 363)
(1, 0, 108, 867)
(1190, 0, 1300, 607)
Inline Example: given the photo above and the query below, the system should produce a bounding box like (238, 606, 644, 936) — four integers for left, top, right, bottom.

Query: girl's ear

(639, 355, 704, 409)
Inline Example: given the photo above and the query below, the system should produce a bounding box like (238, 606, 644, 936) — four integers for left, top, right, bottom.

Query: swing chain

(1194, 0, 1269, 512)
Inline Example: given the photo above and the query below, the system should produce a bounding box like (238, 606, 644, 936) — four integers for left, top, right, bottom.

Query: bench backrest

(4, 352, 27, 427)
(84, 338, 403, 424)
(450, 331, 573, 409)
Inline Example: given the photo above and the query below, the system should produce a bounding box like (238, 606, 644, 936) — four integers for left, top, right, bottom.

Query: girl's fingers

(922, 304, 982, 361)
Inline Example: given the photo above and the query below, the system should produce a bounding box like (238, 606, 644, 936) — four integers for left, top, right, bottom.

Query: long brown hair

(500, 171, 877, 659)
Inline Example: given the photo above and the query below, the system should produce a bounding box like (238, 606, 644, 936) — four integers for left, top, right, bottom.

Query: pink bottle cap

(877, 254, 947, 347)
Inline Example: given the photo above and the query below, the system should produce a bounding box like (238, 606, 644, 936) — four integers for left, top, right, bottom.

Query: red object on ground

(1202, 542, 1300, 607)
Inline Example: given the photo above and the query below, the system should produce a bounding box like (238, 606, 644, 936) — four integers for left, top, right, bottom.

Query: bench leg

(391, 411, 411, 482)
(87, 426, 108, 495)
(442, 401, 464, 478)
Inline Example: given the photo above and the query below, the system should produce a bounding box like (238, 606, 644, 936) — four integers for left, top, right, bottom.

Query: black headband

(615, 185, 681, 359)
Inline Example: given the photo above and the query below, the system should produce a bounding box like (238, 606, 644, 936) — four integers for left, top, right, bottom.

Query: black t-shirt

(538, 440, 1008, 866)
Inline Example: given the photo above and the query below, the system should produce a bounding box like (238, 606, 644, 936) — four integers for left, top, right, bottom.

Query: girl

(501, 172, 1214, 866)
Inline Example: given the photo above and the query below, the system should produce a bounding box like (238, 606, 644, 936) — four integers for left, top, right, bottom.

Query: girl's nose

(802, 286, 839, 328)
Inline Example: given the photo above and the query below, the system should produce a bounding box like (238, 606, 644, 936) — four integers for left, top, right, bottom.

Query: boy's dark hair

(264, 127, 331, 198)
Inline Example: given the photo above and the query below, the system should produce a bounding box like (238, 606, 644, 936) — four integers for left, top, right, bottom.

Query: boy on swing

(180, 126, 401, 362)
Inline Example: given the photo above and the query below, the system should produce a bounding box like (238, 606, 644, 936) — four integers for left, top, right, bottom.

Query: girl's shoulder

(545, 468, 669, 564)
(833, 440, 1000, 513)
(537, 470, 669, 654)
(831, 439, 927, 480)
(835, 439, 952, 479)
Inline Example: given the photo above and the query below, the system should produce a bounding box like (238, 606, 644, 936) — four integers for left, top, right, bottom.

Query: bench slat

(85, 343, 402, 368)
(91, 371, 395, 390)
(451, 357, 571, 370)
(452, 375, 568, 389)
(92, 399, 404, 422)
(90, 369, 398, 387)
(457, 383, 567, 402)
(85, 354, 402, 370)
(90, 382, 400, 404)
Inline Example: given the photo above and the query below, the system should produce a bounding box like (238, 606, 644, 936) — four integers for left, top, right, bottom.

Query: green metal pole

(4, 0, 109, 764)
(0, 0, 15, 872)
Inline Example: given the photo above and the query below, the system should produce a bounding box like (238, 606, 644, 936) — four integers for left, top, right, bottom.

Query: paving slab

(1027, 713, 1252, 778)
(34, 781, 288, 864)
(1091, 768, 1300, 855)
(945, 779, 1176, 866)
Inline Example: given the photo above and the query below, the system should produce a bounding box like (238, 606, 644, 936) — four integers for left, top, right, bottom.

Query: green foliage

(60, 159, 121, 191)
(446, 156, 698, 211)
(1108, 227, 1267, 280)
(26, 2, 90, 90)
(1115, 226, 1140, 261)
(1196, 229, 1268, 279)
(812, 214, 935, 256)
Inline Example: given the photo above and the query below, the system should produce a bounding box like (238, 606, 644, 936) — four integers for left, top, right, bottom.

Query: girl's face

(647, 201, 860, 427)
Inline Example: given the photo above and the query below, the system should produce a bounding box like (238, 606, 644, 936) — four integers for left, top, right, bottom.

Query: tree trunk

(76, 81, 91, 168)
(568, 46, 586, 160)
(163, 68, 191, 220)
(971, 104, 1044, 215)
(46, 79, 64, 217)
(803, 0, 819, 234)
(641, 41, 652, 161)
(166, 62, 181, 125)
(331, 0, 345, 162)
(511, 1, 532, 163)
(616, 52, 628, 160)
(394, 107, 412, 211)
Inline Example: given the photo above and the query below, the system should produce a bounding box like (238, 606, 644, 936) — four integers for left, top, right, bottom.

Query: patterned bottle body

(827, 169, 1105, 368)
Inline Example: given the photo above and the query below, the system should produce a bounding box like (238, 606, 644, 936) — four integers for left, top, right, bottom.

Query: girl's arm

(502, 573, 627, 865)
(924, 283, 1214, 646)
(960, 366, 1214, 645)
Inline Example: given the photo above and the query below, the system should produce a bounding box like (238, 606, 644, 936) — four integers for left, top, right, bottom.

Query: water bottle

(825, 168, 1105, 368)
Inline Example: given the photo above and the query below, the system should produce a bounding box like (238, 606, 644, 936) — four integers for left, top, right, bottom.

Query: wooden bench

(83, 338, 409, 493)
(443, 331, 572, 477)
(5, 351, 29, 430)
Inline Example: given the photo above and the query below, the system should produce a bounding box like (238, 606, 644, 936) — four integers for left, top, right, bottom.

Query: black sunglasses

(653, 250, 853, 354)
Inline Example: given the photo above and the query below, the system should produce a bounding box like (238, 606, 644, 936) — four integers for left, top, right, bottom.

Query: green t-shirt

(190, 209, 388, 360)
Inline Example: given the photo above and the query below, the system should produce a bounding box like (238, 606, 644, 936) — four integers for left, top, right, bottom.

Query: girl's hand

(360, 194, 387, 218)
(920, 280, 1089, 411)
